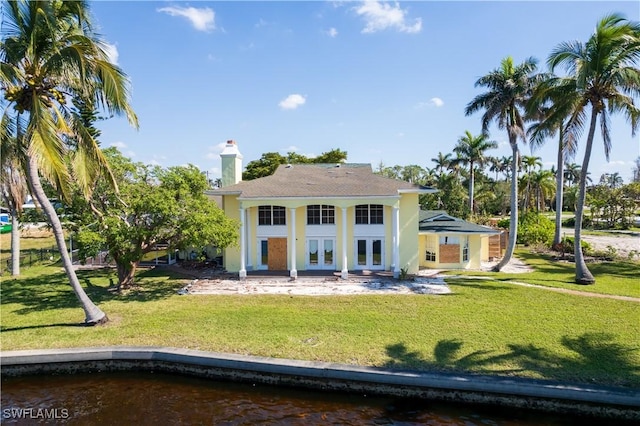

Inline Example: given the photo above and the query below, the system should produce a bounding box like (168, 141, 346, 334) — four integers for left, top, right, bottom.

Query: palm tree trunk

(26, 156, 108, 324)
(10, 209, 20, 276)
(493, 142, 519, 271)
(553, 133, 564, 247)
(574, 110, 597, 284)
(469, 163, 475, 214)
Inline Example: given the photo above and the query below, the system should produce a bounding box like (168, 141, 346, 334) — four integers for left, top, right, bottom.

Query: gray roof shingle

(212, 163, 435, 199)
(419, 210, 500, 235)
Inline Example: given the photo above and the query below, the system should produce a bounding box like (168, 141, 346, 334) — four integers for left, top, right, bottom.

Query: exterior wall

(481, 235, 489, 262)
(399, 193, 420, 274)
(224, 195, 423, 274)
(222, 195, 242, 272)
(419, 233, 488, 270)
(468, 235, 482, 269)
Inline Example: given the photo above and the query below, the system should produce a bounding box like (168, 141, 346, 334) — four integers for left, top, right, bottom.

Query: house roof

(210, 163, 436, 199)
(419, 210, 500, 235)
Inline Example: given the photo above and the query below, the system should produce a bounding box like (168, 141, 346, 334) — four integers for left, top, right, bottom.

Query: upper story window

(355, 204, 384, 225)
(307, 205, 335, 225)
(258, 205, 286, 226)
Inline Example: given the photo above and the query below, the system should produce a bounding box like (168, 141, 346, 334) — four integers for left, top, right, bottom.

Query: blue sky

(91, 1, 640, 182)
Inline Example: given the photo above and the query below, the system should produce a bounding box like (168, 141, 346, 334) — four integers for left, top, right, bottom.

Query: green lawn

(1, 257, 639, 388)
(449, 249, 640, 298)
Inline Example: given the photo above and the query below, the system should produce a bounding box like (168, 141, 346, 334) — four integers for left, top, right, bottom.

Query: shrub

(497, 218, 510, 229)
(562, 216, 593, 228)
(518, 212, 554, 246)
(559, 236, 593, 256)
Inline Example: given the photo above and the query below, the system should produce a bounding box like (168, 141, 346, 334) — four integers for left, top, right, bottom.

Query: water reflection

(0, 372, 628, 425)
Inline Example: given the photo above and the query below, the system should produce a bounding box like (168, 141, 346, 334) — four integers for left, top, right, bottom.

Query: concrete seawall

(2, 347, 639, 420)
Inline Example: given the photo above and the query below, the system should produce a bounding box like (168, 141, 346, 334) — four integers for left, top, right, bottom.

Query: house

(210, 141, 436, 278)
(419, 210, 501, 269)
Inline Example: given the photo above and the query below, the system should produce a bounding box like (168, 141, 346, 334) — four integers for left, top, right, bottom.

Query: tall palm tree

(600, 172, 624, 189)
(1, 0, 138, 322)
(465, 56, 542, 271)
(0, 114, 28, 276)
(452, 130, 497, 214)
(531, 169, 556, 212)
(527, 73, 580, 246)
(563, 163, 581, 187)
(547, 14, 640, 284)
(499, 156, 512, 181)
(520, 155, 543, 211)
(431, 152, 452, 179)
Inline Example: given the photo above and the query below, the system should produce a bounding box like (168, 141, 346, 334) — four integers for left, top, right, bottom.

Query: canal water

(0, 372, 629, 425)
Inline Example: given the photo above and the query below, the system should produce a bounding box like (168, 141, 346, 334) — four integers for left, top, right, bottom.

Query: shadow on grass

(517, 251, 640, 280)
(0, 266, 186, 316)
(1, 322, 88, 332)
(384, 332, 640, 387)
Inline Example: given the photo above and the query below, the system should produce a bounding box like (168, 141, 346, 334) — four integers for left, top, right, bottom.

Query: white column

(246, 208, 252, 270)
(341, 207, 349, 279)
(289, 208, 297, 279)
(239, 207, 247, 279)
(393, 205, 400, 278)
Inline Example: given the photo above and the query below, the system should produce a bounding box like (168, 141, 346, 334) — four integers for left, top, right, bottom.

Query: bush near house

(498, 213, 553, 246)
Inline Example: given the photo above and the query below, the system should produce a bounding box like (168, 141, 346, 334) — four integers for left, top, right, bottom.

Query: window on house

(258, 205, 286, 226)
(439, 236, 460, 245)
(355, 204, 384, 225)
(425, 239, 437, 262)
(462, 237, 469, 262)
(307, 205, 335, 225)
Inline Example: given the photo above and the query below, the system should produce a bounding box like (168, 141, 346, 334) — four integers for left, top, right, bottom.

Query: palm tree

(499, 156, 512, 181)
(531, 169, 556, 212)
(1, 0, 138, 322)
(520, 155, 543, 211)
(0, 115, 28, 276)
(452, 130, 497, 214)
(527, 73, 580, 246)
(563, 163, 581, 187)
(600, 172, 624, 189)
(465, 56, 541, 271)
(547, 14, 640, 284)
(431, 152, 452, 179)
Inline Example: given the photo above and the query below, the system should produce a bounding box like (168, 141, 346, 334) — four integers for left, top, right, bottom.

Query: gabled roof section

(210, 163, 436, 199)
(419, 210, 500, 235)
(419, 210, 460, 222)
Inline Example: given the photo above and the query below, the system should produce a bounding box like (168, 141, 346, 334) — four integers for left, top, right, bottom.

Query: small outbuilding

(418, 211, 502, 270)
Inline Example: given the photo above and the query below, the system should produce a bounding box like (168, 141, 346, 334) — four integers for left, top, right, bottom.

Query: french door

(307, 238, 335, 269)
(355, 238, 384, 270)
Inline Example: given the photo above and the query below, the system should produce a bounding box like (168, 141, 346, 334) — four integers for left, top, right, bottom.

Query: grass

(0, 229, 60, 274)
(449, 249, 640, 298)
(1, 257, 639, 388)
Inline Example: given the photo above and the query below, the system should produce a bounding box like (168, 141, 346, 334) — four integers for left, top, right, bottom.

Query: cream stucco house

(418, 210, 501, 270)
(210, 141, 435, 278)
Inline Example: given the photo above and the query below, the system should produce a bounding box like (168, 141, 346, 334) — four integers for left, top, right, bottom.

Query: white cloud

(103, 42, 119, 65)
(429, 97, 444, 107)
(415, 97, 444, 109)
(285, 145, 300, 152)
(110, 141, 127, 149)
(354, 1, 422, 34)
(279, 94, 306, 110)
(325, 27, 338, 37)
(158, 6, 215, 32)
